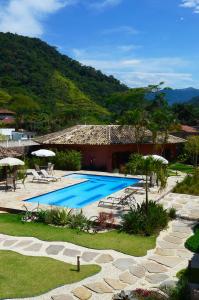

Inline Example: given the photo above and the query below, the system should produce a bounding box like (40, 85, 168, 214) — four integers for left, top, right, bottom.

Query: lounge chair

(98, 191, 137, 209)
(125, 186, 145, 194)
(40, 169, 61, 181)
(31, 170, 51, 183)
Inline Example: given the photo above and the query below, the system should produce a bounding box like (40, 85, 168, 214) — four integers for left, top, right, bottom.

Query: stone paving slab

(46, 245, 65, 255)
(14, 240, 33, 248)
(163, 235, 183, 245)
(119, 271, 138, 284)
(149, 255, 184, 268)
(113, 258, 136, 271)
(145, 274, 169, 284)
(143, 261, 168, 273)
(84, 282, 113, 294)
(3, 239, 18, 247)
(72, 286, 92, 300)
(129, 265, 146, 278)
(24, 243, 43, 252)
(63, 248, 81, 257)
(95, 254, 113, 264)
(82, 252, 99, 262)
(104, 278, 127, 290)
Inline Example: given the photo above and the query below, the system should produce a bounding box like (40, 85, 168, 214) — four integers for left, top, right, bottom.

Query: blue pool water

(26, 173, 140, 208)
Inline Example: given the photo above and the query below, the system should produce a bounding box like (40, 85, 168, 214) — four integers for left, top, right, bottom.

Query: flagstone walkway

(0, 193, 199, 300)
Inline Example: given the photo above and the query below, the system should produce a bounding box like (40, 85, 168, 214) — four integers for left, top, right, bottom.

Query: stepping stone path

(0, 192, 198, 300)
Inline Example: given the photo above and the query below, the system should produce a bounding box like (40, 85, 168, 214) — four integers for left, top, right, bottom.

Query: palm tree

(126, 154, 168, 213)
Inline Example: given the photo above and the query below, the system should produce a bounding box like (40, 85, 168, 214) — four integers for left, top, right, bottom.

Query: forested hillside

(0, 32, 127, 133)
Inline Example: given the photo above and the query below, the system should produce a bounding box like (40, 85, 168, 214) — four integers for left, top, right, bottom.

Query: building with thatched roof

(36, 125, 186, 172)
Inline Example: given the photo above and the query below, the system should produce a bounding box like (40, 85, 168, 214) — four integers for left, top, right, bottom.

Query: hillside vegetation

(0, 32, 127, 133)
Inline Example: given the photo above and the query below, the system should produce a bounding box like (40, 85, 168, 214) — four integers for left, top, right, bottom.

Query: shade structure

(31, 149, 55, 157)
(0, 157, 24, 166)
(144, 155, 169, 165)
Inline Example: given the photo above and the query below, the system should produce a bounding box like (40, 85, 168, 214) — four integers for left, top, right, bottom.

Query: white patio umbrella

(31, 149, 56, 157)
(0, 157, 25, 166)
(144, 154, 169, 165)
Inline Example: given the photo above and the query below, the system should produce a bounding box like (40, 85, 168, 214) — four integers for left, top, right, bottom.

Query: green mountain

(0, 32, 127, 133)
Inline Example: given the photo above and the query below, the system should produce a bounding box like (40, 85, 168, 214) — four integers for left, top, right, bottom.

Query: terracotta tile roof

(181, 125, 198, 133)
(0, 147, 21, 158)
(0, 109, 15, 114)
(36, 125, 186, 145)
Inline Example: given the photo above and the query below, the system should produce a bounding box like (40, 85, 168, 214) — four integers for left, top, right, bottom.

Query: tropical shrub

(185, 224, 199, 253)
(52, 150, 82, 170)
(67, 211, 90, 232)
(112, 289, 167, 300)
(121, 201, 169, 236)
(173, 169, 199, 196)
(168, 207, 177, 219)
(44, 208, 69, 226)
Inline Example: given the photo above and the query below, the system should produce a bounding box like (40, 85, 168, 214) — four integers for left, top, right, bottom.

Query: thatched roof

(0, 147, 21, 158)
(36, 125, 186, 146)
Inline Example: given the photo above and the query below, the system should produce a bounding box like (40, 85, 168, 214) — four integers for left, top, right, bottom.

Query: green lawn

(169, 163, 194, 174)
(185, 224, 199, 253)
(0, 250, 100, 298)
(0, 214, 156, 256)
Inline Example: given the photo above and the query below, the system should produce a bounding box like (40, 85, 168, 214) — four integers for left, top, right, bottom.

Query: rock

(143, 261, 168, 273)
(63, 248, 81, 257)
(163, 235, 183, 245)
(95, 254, 113, 263)
(24, 243, 42, 252)
(145, 273, 169, 284)
(149, 255, 183, 268)
(113, 258, 136, 271)
(51, 294, 74, 300)
(3, 239, 18, 247)
(119, 272, 138, 284)
(85, 282, 113, 293)
(104, 278, 127, 290)
(129, 265, 145, 278)
(72, 287, 92, 300)
(81, 252, 98, 262)
(155, 247, 176, 256)
(46, 245, 65, 255)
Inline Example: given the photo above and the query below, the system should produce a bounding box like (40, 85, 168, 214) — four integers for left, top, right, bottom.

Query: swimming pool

(26, 173, 140, 209)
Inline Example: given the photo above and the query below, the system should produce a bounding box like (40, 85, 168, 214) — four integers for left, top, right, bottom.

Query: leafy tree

(0, 89, 11, 107)
(185, 136, 199, 167)
(126, 154, 168, 213)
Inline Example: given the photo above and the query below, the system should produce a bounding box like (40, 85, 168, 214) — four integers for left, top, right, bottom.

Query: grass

(169, 162, 194, 174)
(173, 170, 199, 196)
(0, 250, 100, 298)
(185, 224, 199, 253)
(0, 213, 156, 256)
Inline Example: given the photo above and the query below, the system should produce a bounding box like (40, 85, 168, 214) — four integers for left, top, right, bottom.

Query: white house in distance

(0, 128, 36, 141)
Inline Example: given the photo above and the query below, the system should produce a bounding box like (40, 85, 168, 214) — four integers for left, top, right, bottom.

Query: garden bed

(0, 213, 156, 256)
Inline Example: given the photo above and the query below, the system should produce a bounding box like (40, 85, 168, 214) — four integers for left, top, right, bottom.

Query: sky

(0, 0, 199, 88)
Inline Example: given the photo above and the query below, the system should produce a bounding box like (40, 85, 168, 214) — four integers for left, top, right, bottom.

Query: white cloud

(0, 0, 76, 37)
(89, 0, 122, 10)
(71, 46, 194, 88)
(180, 0, 199, 13)
(102, 26, 138, 35)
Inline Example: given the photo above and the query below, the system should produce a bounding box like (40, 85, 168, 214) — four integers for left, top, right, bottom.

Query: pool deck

(0, 170, 185, 221)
